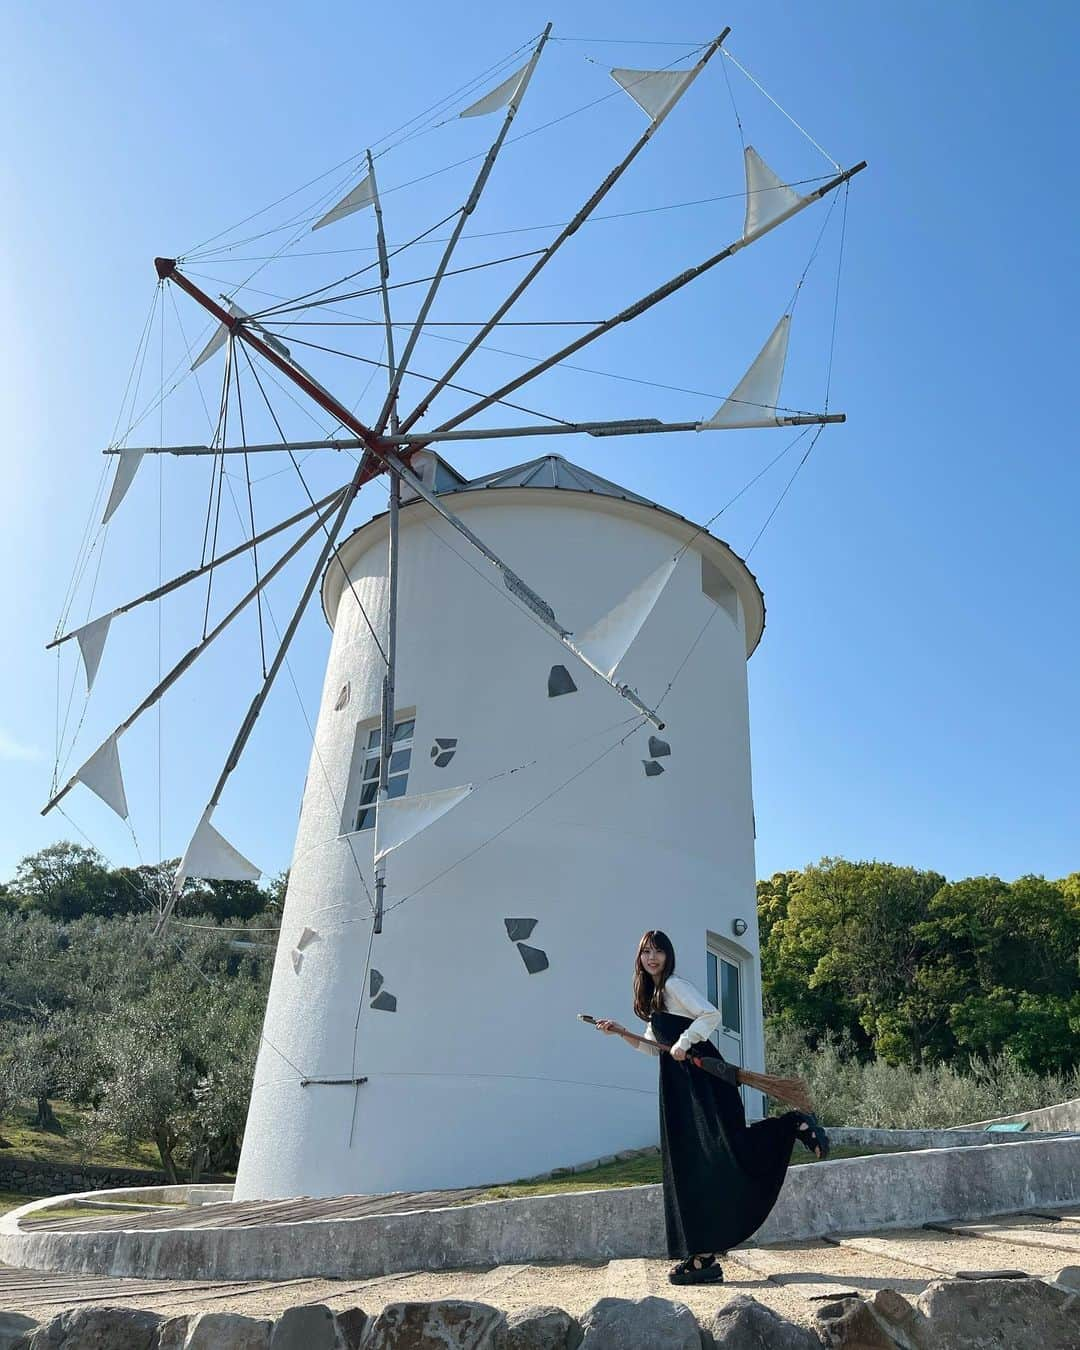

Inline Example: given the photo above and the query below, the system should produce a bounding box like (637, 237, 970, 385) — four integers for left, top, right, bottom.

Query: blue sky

(2, 0, 1077, 889)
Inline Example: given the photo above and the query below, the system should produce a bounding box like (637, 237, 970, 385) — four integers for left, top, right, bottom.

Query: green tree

(759, 859, 946, 1062)
(86, 967, 265, 1180)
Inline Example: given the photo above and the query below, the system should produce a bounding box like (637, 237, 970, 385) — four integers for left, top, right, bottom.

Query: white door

(706, 946, 748, 1108)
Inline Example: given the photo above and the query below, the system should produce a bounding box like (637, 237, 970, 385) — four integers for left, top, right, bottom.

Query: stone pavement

(2, 1203, 1078, 1335)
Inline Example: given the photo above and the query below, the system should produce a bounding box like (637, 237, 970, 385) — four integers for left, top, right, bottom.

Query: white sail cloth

(190, 303, 291, 372)
(374, 784, 473, 864)
(610, 67, 695, 122)
(175, 807, 261, 889)
(102, 449, 145, 524)
(72, 614, 112, 692)
(743, 147, 809, 238)
(574, 557, 678, 679)
(312, 173, 376, 231)
(700, 315, 791, 429)
(73, 734, 128, 819)
(459, 63, 528, 118)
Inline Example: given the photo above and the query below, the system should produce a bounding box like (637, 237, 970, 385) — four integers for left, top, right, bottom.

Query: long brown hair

(632, 929, 676, 1021)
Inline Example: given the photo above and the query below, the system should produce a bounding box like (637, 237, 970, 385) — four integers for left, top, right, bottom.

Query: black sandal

(794, 1112, 830, 1160)
(669, 1253, 724, 1285)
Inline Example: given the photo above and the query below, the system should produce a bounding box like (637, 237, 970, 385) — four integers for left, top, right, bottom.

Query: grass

(0, 1189, 42, 1216)
(473, 1143, 898, 1202)
(0, 1100, 161, 1171)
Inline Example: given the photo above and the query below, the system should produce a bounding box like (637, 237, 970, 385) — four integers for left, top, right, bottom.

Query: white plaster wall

(236, 489, 763, 1199)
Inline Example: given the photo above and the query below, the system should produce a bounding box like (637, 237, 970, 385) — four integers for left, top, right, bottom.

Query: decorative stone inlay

(547, 665, 577, 698)
(504, 918, 538, 942)
(643, 760, 664, 777)
(431, 737, 459, 768)
(517, 943, 549, 975)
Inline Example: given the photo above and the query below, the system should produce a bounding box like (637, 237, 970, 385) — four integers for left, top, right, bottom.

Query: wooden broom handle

(580, 1014, 697, 1060)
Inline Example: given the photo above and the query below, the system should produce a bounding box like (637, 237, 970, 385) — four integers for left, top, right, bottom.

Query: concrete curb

(3, 1136, 1079, 1282)
(828, 1126, 1079, 1150)
(948, 1097, 1080, 1133)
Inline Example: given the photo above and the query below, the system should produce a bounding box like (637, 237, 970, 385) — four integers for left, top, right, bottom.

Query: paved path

(3, 1204, 1077, 1333)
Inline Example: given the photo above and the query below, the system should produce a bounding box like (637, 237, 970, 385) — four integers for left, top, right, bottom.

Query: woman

(597, 929, 828, 1285)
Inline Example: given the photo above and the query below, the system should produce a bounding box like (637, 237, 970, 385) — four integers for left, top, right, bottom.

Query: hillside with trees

(1, 845, 1078, 1182)
(0, 841, 279, 1180)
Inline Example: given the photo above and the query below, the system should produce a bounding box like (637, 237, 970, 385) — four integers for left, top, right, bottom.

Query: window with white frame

(352, 716, 415, 832)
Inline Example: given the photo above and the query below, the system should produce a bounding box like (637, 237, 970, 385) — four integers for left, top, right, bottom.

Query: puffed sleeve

(632, 1021, 662, 1056)
(666, 976, 723, 1054)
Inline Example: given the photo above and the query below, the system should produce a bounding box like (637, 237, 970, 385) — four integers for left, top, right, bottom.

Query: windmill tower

(235, 450, 768, 1199)
(42, 25, 863, 1204)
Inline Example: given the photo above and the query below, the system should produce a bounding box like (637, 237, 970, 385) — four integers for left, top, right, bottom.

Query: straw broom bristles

(578, 1013, 815, 1115)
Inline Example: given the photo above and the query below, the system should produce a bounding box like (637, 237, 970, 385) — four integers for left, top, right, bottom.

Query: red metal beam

(155, 258, 419, 489)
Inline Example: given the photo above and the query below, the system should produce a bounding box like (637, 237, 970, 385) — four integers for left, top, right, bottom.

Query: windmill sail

(701, 315, 791, 428)
(312, 173, 376, 231)
(373, 784, 473, 863)
(175, 807, 261, 888)
(102, 448, 145, 524)
(191, 303, 292, 372)
(72, 614, 112, 693)
(73, 734, 128, 819)
(458, 63, 528, 118)
(743, 147, 809, 237)
(574, 557, 679, 679)
(610, 67, 695, 122)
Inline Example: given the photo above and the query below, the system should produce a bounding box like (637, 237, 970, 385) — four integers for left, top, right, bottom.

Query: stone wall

(0, 1155, 230, 1197)
(951, 1096, 1080, 1133)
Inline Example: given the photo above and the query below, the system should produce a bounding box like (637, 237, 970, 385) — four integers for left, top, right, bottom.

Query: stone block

(711, 1294, 820, 1348)
(334, 1308, 369, 1349)
(815, 1288, 934, 1349)
(494, 1305, 582, 1350)
(0, 1311, 37, 1350)
(155, 1318, 188, 1350)
(270, 1305, 340, 1349)
(183, 1312, 272, 1350)
(23, 1306, 162, 1349)
(363, 1301, 506, 1349)
(916, 1277, 1079, 1350)
(578, 1297, 701, 1349)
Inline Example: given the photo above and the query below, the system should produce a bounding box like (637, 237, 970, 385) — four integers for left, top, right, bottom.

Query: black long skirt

(652, 1011, 803, 1258)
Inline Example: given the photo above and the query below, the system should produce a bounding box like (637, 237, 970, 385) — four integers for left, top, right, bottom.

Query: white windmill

(43, 23, 864, 1197)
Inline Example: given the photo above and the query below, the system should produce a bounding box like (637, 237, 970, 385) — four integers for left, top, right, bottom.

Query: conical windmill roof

(323, 451, 765, 654)
(450, 453, 658, 507)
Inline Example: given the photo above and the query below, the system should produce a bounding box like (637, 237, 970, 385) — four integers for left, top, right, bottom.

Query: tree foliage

(759, 859, 1080, 1075)
(0, 842, 279, 1178)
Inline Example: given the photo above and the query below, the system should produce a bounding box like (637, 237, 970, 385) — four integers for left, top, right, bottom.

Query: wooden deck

(17, 1187, 485, 1233)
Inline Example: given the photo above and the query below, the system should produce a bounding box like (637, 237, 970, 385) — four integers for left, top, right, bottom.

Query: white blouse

(633, 975, 724, 1056)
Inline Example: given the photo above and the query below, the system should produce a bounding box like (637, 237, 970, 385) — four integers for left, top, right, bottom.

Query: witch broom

(578, 1014, 814, 1115)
